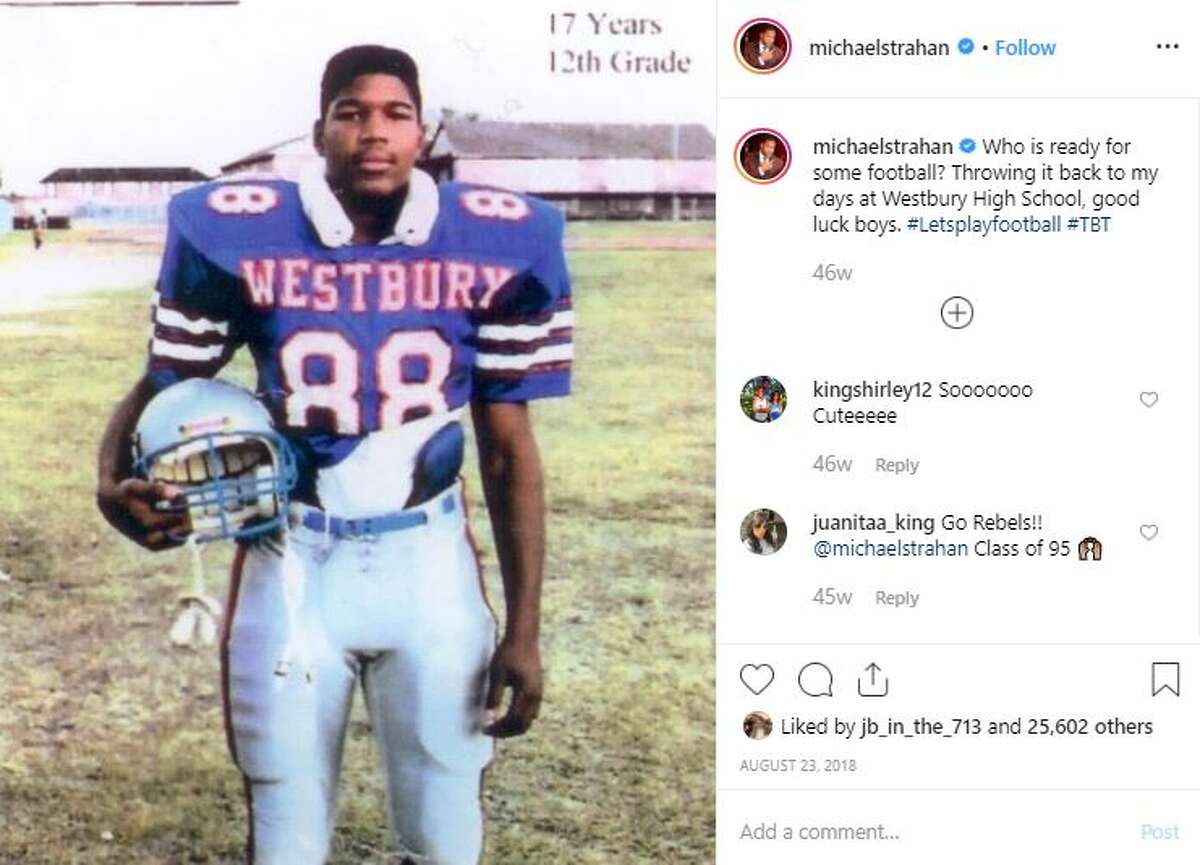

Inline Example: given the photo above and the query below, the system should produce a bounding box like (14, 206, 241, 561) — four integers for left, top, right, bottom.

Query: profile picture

(743, 711, 773, 740)
(741, 508, 787, 556)
(735, 18, 791, 73)
(740, 375, 787, 423)
(736, 129, 790, 184)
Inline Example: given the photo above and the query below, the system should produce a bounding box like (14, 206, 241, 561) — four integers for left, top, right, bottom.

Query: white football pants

(220, 485, 496, 864)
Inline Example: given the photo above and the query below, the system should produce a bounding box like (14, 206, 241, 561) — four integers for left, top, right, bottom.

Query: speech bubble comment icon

(798, 662, 834, 697)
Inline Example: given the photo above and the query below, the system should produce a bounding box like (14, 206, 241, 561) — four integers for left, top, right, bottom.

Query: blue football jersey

(146, 169, 572, 508)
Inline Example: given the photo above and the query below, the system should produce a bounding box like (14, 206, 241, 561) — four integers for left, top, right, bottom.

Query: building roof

(220, 135, 312, 174)
(41, 167, 209, 183)
(438, 120, 714, 160)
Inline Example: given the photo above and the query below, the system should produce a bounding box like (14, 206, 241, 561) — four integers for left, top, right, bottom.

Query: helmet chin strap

(168, 535, 223, 649)
(273, 543, 315, 686)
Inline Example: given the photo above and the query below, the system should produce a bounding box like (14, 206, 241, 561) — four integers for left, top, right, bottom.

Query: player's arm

(98, 193, 244, 550)
(96, 375, 185, 550)
(472, 400, 546, 738)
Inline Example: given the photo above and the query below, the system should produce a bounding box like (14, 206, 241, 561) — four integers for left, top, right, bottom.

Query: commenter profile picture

(736, 129, 790, 184)
(741, 508, 787, 556)
(740, 375, 786, 423)
(735, 18, 791, 74)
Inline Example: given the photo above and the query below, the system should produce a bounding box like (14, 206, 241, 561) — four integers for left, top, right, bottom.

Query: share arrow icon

(858, 662, 889, 698)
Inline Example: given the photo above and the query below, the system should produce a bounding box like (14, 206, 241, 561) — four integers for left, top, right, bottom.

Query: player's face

(315, 73, 423, 200)
(761, 28, 776, 47)
(760, 139, 777, 158)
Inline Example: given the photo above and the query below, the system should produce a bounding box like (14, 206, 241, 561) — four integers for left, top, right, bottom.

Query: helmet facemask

(134, 420, 297, 545)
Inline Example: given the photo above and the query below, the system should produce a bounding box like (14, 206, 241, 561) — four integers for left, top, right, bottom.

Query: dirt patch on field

(0, 242, 159, 319)
(83, 227, 168, 248)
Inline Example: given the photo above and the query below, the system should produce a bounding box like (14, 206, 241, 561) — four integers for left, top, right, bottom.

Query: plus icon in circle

(940, 296, 974, 329)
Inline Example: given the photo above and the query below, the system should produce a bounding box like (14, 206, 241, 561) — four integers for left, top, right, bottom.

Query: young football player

(96, 44, 572, 865)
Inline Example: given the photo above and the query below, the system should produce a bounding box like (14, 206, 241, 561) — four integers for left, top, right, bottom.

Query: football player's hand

(96, 478, 187, 551)
(484, 636, 543, 738)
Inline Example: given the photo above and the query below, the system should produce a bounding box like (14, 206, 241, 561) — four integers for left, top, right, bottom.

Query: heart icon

(740, 663, 775, 695)
(1140, 392, 1159, 408)
(1140, 524, 1159, 541)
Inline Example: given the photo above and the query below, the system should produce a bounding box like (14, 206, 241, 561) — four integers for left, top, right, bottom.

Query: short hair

(320, 45, 422, 118)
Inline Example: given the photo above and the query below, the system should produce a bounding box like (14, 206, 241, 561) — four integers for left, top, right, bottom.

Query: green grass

(0, 231, 32, 263)
(0, 229, 93, 263)
(0, 222, 714, 864)
(567, 220, 715, 242)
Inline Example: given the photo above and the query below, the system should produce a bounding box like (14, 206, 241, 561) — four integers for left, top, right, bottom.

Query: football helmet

(133, 378, 297, 543)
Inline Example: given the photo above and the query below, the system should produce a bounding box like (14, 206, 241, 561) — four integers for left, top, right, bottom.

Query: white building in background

(37, 166, 209, 226)
(219, 136, 318, 183)
(435, 117, 714, 220)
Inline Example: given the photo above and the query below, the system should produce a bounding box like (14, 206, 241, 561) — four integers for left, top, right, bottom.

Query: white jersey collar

(298, 163, 439, 248)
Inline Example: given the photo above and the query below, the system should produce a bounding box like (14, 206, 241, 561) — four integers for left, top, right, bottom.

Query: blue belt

(299, 492, 457, 539)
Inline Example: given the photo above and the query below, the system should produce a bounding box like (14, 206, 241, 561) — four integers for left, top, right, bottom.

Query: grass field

(0, 221, 715, 864)
(0, 230, 93, 263)
(0, 232, 32, 263)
